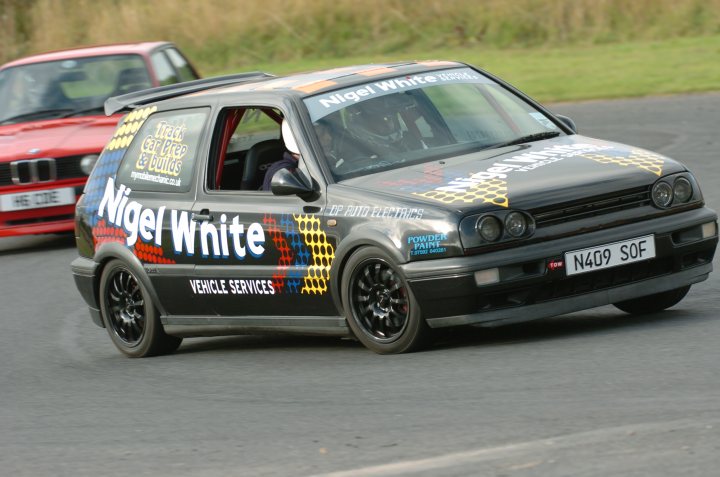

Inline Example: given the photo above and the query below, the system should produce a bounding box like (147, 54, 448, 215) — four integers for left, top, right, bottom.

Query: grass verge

(215, 35, 720, 103)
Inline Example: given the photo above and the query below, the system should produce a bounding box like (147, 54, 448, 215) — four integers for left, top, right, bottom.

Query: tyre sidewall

(341, 247, 427, 354)
(99, 259, 161, 358)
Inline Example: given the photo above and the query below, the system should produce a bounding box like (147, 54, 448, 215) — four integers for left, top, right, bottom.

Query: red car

(0, 42, 199, 236)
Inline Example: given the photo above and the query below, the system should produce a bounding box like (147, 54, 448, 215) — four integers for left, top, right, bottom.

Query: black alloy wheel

(342, 247, 428, 354)
(99, 259, 182, 357)
(106, 267, 146, 346)
(352, 260, 409, 340)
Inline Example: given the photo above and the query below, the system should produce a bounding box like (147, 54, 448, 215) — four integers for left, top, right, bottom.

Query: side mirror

(555, 114, 577, 134)
(270, 168, 314, 197)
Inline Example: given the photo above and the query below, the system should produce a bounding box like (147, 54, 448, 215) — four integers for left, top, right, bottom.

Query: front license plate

(0, 187, 76, 212)
(565, 235, 655, 276)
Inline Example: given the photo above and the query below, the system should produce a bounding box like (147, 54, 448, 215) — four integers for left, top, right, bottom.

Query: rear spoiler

(104, 71, 274, 116)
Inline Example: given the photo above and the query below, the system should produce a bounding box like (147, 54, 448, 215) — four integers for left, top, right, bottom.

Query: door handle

(191, 209, 214, 222)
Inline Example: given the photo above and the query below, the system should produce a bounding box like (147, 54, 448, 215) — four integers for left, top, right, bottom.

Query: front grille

(0, 155, 86, 186)
(0, 164, 10, 185)
(55, 156, 85, 180)
(532, 186, 651, 227)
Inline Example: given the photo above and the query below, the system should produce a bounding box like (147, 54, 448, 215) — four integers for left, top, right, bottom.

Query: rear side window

(165, 48, 198, 82)
(150, 52, 179, 86)
(116, 108, 209, 192)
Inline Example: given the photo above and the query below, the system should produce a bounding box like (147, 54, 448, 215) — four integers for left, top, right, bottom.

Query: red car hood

(0, 115, 120, 162)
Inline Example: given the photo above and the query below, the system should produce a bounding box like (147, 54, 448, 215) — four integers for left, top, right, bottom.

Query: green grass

(213, 35, 720, 103)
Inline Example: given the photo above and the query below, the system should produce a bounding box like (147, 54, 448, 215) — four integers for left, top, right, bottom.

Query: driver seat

(241, 139, 285, 190)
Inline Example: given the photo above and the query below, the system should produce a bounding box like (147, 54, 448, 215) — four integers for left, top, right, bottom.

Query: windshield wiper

(490, 131, 561, 149)
(0, 109, 75, 125)
(61, 106, 106, 118)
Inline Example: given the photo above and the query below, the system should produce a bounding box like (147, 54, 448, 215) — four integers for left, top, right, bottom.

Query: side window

(150, 52, 179, 86)
(165, 48, 198, 82)
(116, 108, 209, 193)
(210, 107, 285, 191)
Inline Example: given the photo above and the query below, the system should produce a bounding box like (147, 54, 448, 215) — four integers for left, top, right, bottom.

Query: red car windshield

(0, 54, 151, 125)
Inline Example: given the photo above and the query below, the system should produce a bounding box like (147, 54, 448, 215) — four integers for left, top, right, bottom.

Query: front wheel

(341, 247, 428, 354)
(614, 285, 691, 315)
(99, 259, 182, 357)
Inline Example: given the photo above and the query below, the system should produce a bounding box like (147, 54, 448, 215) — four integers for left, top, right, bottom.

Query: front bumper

(0, 183, 83, 237)
(402, 207, 717, 328)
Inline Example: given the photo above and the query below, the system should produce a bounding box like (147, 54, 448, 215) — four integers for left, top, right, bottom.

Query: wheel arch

(93, 243, 168, 317)
(329, 227, 406, 314)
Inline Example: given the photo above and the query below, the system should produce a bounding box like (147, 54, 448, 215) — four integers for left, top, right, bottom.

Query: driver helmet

(346, 95, 406, 147)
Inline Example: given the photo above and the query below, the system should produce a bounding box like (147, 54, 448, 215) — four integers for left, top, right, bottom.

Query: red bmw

(0, 42, 199, 236)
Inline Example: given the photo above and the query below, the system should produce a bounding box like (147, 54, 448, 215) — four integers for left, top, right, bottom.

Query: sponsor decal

(328, 204, 424, 220)
(188, 279, 275, 296)
(413, 143, 614, 206)
(97, 177, 265, 258)
(263, 213, 335, 295)
(131, 120, 189, 187)
(91, 177, 335, 295)
(305, 67, 494, 121)
(408, 233, 448, 256)
(579, 148, 664, 176)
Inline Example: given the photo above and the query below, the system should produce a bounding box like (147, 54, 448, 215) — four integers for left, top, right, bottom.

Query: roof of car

(103, 60, 468, 115)
(199, 60, 466, 98)
(1, 42, 172, 69)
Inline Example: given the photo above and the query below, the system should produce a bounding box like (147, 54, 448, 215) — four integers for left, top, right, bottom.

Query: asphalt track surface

(2, 93, 719, 476)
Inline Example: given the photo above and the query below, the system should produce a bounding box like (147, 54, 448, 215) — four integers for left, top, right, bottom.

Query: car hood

(0, 116, 120, 162)
(337, 135, 686, 213)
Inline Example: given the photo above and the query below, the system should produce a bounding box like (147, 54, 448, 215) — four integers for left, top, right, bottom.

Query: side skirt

(162, 315, 349, 338)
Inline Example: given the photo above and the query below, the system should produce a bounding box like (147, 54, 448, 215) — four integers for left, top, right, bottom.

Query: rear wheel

(614, 285, 691, 315)
(341, 247, 428, 354)
(99, 259, 182, 357)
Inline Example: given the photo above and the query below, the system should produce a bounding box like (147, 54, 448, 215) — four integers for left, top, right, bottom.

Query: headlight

(504, 212, 527, 237)
(80, 154, 99, 175)
(673, 177, 692, 203)
(651, 181, 673, 208)
(477, 215, 502, 242)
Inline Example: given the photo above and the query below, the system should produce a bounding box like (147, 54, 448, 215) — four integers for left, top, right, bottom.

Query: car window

(424, 83, 515, 143)
(0, 54, 151, 124)
(150, 52, 179, 86)
(116, 108, 210, 193)
(164, 48, 198, 82)
(303, 67, 563, 181)
(209, 107, 284, 191)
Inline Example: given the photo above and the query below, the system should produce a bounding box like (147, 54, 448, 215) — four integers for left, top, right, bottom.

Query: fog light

(80, 154, 99, 175)
(673, 177, 693, 203)
(477, 215, 502, 242)
(651, 181, 673, 208)
(474, 268, 500, 286)
(505, 212, 527, 237)
(702, 222, 717, 239)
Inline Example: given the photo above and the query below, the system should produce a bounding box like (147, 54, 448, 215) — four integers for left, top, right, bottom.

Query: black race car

(71, 61, 718, 356)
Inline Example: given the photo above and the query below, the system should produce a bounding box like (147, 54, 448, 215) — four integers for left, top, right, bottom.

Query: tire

(341, 247, 428, 354)
(613, 285, 691, 315)
(99, 259, 182, 357)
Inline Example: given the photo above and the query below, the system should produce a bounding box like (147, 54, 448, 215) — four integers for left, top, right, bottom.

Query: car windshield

(0, 54, 152, 125)
(304, 67, 564, 181)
